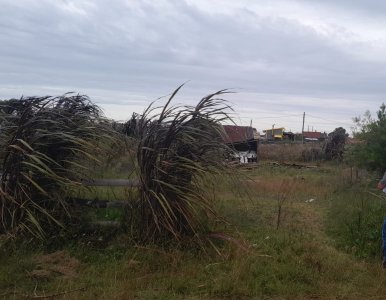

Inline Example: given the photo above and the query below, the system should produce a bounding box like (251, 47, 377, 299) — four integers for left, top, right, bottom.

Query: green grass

(1, 163, 386, 299)
(326, 186, 386, 259)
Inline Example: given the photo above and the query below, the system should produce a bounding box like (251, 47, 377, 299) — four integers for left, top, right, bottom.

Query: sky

(1, 0, 386, 133)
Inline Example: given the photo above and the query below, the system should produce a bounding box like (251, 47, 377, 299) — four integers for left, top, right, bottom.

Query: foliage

(325, 127, 348, 160)
(131, 86, 233, 240)
(0, 94, 119, 238)
(327, 187, 386, 259)
(3, 164, 386, 299)
(109, 113, 140, 138)
(258, 143, 324, 162)
(122, 113, 140, 138)
(350, 103, 386, 172)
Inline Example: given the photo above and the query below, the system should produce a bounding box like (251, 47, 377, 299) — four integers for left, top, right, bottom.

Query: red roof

(303, 131, 323, 139)
(222, 125, 254, 144)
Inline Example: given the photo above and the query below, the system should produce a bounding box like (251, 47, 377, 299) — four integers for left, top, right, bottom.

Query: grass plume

(132, 86, 234, 240)
(0, 94, 119, 238)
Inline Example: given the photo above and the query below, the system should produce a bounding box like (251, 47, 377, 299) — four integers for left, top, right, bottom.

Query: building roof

(303, 131, 323, 139)
(222, 125, 255, 144)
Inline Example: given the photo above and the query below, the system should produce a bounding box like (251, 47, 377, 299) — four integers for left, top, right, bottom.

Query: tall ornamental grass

(133, 86, 234, 240)
(0, 94, 119, 238)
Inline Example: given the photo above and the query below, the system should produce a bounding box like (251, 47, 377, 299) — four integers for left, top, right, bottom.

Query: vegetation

(0, 89, 237, 244)
(325, 127, 348, 160)
(351, 103, 386, 173)
(0, 94, 120, 238)
(132, 87, 234, 241)
(1, 92, 386, 299)
(1, 163, 386, 299)
(259, 143, 324, 162)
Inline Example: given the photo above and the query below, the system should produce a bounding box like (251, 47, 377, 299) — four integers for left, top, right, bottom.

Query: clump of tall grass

(131, 86, 234, 241)
(0, 94, 120, 238)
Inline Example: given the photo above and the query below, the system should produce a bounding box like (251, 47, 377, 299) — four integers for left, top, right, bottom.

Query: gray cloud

(299, 0, 386, 16)
(0, 0, 385, 132)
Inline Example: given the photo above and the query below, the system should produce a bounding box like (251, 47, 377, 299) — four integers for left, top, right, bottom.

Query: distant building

(253, 128, 260, 140)
(262, 127, 285, 140)
(222, 125, 258, 163)
(283, 131, 295, 141)
(302, 131, 327, 142)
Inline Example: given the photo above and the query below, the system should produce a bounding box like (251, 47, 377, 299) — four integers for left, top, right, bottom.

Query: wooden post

(302, 112, 305, 144)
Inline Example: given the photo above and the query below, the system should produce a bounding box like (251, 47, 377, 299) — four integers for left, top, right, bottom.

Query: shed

(303, 131, 327, 142)
(222, 125, 258, 163)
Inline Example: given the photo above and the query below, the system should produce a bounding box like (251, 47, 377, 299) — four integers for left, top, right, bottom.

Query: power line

(236, 114, 303, 119)
(306, 114, 353, 127)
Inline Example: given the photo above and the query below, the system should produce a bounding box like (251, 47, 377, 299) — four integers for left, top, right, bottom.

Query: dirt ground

(29, 250, 80, 280)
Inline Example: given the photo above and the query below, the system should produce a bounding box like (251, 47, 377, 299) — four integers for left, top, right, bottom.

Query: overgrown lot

(1, 162, 386, 299)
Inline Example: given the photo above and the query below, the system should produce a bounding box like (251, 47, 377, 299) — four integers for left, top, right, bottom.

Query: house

(283, 131, 295, 141)
(262, 127, 285, 140)
(302, 131, 327, 142)
(222, 125, 258, 163)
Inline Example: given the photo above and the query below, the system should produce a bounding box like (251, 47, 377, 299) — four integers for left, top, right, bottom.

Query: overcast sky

(1, 0, 386, 133)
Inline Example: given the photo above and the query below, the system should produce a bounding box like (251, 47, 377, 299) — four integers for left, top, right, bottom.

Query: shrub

(131, 86, 234, 240)
(350, 103, 386, 173)
(325, 127, 348, 160)
(0, 94, 118, 238)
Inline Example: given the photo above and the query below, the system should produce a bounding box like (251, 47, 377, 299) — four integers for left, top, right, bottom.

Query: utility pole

(302, 112, 305, 144)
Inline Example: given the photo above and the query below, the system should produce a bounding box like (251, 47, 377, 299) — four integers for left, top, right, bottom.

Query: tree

(350, 103, 386, 173)
(325, 127, 348, 160)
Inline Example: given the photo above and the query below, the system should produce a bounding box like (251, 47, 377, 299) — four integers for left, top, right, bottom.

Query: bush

(350, 103, 386, 173)
(131, 86, 234, 241)
(327, 187, 386, 258)
(325, 127, 348, 160)
(0, 94, 119, 238)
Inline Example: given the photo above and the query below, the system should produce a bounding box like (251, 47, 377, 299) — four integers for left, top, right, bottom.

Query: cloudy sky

(1, 0, 386, 133)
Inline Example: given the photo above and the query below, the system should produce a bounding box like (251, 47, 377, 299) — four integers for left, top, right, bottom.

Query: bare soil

(29, 250, 80, 280)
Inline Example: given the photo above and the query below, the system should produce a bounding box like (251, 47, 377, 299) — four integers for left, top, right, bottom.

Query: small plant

(276, 179, 297, 230)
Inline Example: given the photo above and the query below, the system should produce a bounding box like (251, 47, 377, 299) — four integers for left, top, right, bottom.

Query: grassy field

(1, 162, 386, 299)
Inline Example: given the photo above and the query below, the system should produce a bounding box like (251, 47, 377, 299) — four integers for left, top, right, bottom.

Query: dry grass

(0, 94, 121, 238)
(133, 86, 234, 240)
(259, 143, 325, 162)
